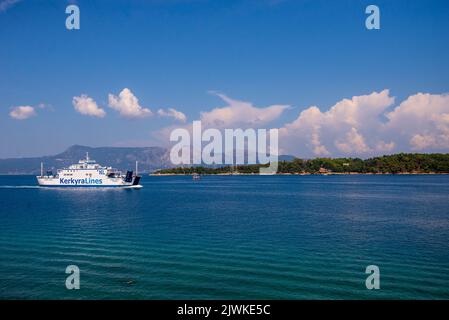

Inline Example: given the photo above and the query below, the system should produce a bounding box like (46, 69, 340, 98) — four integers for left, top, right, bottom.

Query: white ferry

(37, 153, 142, 188)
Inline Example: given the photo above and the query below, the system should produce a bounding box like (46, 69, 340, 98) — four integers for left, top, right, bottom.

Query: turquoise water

(0, 175, 449, 299)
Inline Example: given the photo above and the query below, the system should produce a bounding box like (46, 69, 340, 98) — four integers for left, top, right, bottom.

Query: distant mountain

(0, 145, 171, 175)
(278, 154, 296, 162)
(0, 145, 296, 175)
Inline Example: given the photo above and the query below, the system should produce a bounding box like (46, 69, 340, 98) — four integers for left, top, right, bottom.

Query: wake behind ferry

(37, 153, 142, 188)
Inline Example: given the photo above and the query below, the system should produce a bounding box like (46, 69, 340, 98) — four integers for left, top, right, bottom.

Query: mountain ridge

(0, 145, 296, 175)
(0, 145, 171, 175)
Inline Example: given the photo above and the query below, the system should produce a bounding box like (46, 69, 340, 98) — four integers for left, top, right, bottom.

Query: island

(152, 153, 449, 175)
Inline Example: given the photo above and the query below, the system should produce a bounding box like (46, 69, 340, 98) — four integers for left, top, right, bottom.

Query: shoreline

(150, 172, 449, 176)
(2, 172, 449, 176)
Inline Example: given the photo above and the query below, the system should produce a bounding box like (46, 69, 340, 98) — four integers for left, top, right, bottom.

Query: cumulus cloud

(157, 108, 187, 123)
(201, 92, 290, 129)
(72, 95, 106, 118)
(108, 88, 152, 118)
(335, 128, 371, 154)
(376, 140, 395, 152)
(143, 89, 449, 158)
(9, 106, 36, 120)
(152, 93, 290, 151)
(279, 90, 449, 157)
(279, 90, 395, 157)
(385, 93, 449, 151)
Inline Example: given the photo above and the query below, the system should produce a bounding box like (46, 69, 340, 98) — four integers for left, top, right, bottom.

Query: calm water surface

(0, 175, 449, 299)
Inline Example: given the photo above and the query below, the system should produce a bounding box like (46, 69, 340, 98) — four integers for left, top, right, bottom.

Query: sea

(0, 174, 448, 299)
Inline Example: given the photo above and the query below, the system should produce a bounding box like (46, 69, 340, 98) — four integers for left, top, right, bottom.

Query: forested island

(153, 153, 449, 175)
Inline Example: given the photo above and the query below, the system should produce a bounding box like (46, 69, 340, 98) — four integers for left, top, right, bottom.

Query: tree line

(154, 153, 449, 174)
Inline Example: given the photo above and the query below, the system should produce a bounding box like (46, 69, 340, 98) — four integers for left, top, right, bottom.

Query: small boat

(192, 173, 201, 180)
(37, 153, 142, 188)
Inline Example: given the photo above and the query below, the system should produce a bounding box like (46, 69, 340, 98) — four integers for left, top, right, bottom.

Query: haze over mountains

(0, 145, 295, 174)
(0, 145, 171, 175)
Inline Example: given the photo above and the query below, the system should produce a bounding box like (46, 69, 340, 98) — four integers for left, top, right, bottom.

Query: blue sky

(1, 0, 449, 158)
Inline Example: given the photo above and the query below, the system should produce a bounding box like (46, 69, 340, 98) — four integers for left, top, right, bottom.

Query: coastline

(150, 172, 449, 176)
(2, 172, 449, 176)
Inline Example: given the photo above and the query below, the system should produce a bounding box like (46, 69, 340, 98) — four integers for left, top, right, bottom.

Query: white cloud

(385, 93, 449, 151)
(154, 90, 449, 158)
(280, 90, 449, 157)
(152, 93, 290, 151)
(409, 134, 437, 150)
(9, 106, 36, 120)
(72, 95, 106, 118)
(108, 88, 152, 118)
(280, 90, 395, 157)
(157, 108, 187, 123)
(376, 140, 395, 152)
(335, 127, 371, 154)
(201, 92, 290, 129)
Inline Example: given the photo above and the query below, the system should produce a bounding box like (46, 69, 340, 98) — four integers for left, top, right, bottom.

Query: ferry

(37, 153, 142, 188)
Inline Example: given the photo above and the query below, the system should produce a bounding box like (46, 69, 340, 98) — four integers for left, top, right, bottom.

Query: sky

(1, 0, 449, 159)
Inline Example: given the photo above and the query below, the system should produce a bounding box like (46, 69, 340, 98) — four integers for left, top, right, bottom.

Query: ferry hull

(36, 153, 142, 188)
(37, 177, 141, 188)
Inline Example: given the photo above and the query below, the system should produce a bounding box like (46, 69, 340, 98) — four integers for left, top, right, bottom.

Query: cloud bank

(8, 88, 449, 158)
(279, 90, 449, 157)
(386, 93, 449, 151)
(156, 90, 449, 158)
